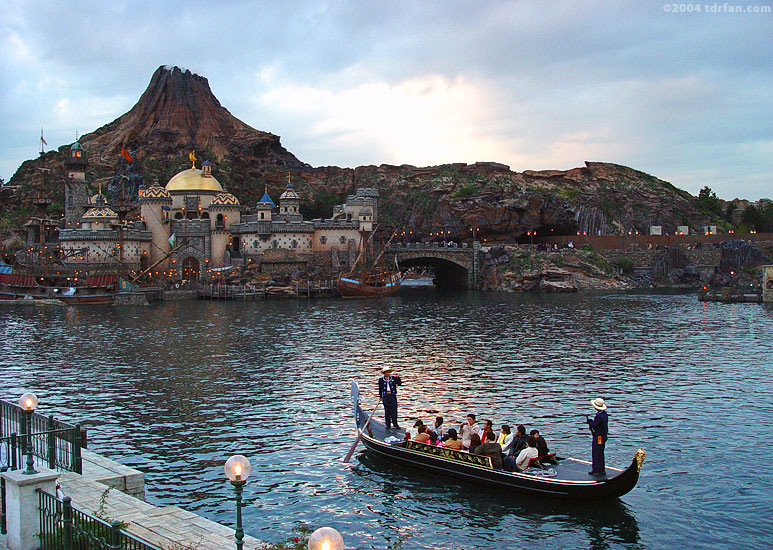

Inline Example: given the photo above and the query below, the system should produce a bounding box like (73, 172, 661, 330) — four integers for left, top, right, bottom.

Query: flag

(120, 146, 134, 162)
(40, 128, 47, 146)
(168, 232, 176, 247)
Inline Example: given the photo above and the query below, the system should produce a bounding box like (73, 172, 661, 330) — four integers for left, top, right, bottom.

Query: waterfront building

(55, 147, 377, 280)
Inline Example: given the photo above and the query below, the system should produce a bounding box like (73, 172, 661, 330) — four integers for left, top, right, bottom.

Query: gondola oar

(342, 397, 382, 463)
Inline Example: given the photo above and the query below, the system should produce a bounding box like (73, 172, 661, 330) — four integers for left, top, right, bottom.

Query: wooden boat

(339, 271, 403, 298)
(338, 230, 403, 298)
(0, 261, 117, 304)
(350, 382, 644, 500)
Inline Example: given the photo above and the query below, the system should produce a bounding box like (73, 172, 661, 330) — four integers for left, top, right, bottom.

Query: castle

(57, 143, 376, 280)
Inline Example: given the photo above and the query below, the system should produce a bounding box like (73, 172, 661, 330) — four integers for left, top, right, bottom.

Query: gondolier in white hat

(378, 367, 402, 430)
(586, 397, 609, 476)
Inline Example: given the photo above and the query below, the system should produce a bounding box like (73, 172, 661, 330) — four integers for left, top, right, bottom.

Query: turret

(64, 141, 89, 227)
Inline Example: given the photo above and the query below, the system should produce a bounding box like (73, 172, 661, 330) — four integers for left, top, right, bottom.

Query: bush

(454, 183, 477, 198)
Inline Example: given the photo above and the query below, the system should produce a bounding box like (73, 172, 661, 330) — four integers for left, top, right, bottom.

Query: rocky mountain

(4, 65, 733, 239)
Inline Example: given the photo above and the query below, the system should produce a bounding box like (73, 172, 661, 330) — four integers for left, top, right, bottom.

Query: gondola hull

(351, 382, 644, 500)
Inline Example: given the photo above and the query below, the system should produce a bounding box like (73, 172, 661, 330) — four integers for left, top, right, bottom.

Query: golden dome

(166, 168, 223, 193)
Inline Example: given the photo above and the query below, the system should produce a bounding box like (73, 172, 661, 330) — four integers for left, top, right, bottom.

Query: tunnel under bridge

(386, 242, 480, 289)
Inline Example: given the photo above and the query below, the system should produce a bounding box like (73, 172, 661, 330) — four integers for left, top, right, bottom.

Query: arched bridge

(385, 242, 481, 289)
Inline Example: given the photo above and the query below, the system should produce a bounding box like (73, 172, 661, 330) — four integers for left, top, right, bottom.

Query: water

(1, 290, 772, 549)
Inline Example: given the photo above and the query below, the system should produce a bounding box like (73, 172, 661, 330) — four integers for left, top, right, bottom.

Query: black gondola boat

(350, 382, 645, 500)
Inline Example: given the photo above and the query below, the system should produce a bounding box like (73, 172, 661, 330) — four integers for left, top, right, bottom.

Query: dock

(199, 279, 339, 300)
(698, 287, 763, 303)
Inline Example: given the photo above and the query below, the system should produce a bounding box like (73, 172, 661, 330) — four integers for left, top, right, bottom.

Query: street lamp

(225, 455, 252, 550)
(308, 527, 344, 550)
(19, 392, 38, 475)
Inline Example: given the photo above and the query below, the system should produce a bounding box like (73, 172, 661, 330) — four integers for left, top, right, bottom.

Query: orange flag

(120, 146, 134, 162)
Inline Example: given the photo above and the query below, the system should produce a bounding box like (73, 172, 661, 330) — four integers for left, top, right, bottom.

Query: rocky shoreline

(477, 240, 770, 293)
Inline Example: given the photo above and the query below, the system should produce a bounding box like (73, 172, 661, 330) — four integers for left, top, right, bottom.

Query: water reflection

(354, 453, 641, 550)
(0, 292, 772, 549)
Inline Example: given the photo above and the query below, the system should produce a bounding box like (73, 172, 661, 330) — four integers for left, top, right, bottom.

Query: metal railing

(38, 490, 163, 550)
(0, 399, 82, 474)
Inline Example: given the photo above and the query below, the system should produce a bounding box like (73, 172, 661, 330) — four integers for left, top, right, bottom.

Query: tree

(697, 186, 723, 218)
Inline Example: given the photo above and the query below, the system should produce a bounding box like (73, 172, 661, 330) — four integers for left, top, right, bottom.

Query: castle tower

(64, 141, 89, 227)
(139, 184, 173, 268)
(279, 178, 302, 222)
(209, 191, 241, 267)
(255, 186, 275, 222)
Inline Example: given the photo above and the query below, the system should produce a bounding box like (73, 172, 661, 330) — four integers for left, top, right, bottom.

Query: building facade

(58, 150, 376, 280)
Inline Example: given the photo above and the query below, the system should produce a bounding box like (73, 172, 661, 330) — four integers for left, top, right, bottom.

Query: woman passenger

(414, 424, 430, 443)
(443, 428, 464, 450)
(468, 433, 482, 453)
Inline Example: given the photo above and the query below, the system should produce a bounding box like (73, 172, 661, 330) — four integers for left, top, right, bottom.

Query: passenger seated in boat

(480, 419, 495, 443)
(408, 420, 424, 440)
(515, 436, 539, 472)
(509, 425, 528, 457)
(414, 425, 430, 443)
(530, 429, 550, 457)
(427, 430, 439, 445)
(460, 414, 477, 449)
(468, 433, 482, 453)
(473, 431, 504, 469)
(499, 425, 514, 455)
(443, 428, 464, 450)
(432, 416, 446, 438)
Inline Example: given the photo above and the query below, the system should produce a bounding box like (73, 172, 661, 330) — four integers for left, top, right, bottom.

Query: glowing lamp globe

(307, 527, 344, 550)
(225, 455, 252, 482)
(19, 393, 38, 411)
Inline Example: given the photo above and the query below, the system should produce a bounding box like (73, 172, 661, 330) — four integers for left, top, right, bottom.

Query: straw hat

(381, 367, 393, 374)
(591, 398, 607, 411)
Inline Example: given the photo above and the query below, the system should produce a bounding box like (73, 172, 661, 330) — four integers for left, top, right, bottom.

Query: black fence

(0, 399, 83, 474)
(38, 490, 162, 550)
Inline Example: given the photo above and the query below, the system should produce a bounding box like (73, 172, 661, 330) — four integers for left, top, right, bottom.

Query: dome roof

(70, 141, 83, 151)
(166, 168, 223, 193)
(279, 183, 300, 200)
(83, 206, 118, 220)
(256, 189, 276, 209)
(358, 207, 372, 215)
(210, 192, 240, 206)
(141, 186, 172, 200)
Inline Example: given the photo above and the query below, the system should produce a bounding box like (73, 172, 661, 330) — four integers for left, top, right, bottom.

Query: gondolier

(378, 367, 402, 430)
(587, 397, 609, 476)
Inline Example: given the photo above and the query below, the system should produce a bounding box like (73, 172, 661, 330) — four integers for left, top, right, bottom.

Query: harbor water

(0, 291, 771, 549)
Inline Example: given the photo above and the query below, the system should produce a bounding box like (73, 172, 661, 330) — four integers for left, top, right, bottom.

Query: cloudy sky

(1, 0, 771, 199)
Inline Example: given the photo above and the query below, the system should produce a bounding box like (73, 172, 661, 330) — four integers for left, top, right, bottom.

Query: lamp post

(225, 455, 251, 550)
(308, 527, 345, 550)
(18, 392, 38, 475)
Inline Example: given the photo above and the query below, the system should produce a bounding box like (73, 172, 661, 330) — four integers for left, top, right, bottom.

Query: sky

(1, 0, 771, 200)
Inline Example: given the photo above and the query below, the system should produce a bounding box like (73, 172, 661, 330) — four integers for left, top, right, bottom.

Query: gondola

(350, 382, 644, 500)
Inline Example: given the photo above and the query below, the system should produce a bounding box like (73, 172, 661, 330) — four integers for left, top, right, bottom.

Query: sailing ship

(338, 230, 403, 298)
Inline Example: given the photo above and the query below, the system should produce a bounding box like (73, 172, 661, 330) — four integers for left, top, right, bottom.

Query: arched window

(260, 212, 264, 220)
(175, 212, 183, 220)
(216, 213, 224, 228)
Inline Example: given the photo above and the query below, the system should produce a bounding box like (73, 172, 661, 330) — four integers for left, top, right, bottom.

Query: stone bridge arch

(386, 243, 480, 289)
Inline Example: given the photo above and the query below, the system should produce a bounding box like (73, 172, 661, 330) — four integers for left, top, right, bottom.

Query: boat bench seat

(403, 440, 494, 469)
(527, 453, 557, 469)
